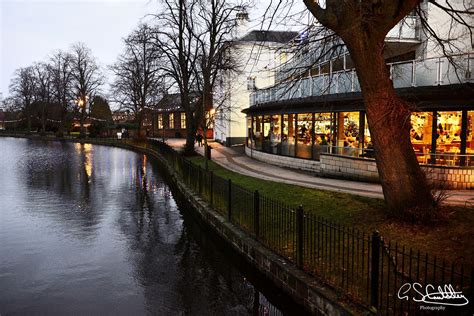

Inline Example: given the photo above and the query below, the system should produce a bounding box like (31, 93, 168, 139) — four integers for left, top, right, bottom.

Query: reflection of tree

(116, 157, 263, 314)
(19, 141, 102, 238)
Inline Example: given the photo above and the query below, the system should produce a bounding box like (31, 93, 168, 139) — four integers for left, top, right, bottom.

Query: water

(0, 138, 300, 315)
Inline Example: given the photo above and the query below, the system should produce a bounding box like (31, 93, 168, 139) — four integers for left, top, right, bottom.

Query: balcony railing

(251, 53, 473, 106)
(386, 16, 420, 41)
(275, 17, 421, 83)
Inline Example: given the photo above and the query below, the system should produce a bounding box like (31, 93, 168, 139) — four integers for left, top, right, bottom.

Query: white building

(213, 12, 297, 146)
(242, 1, 473, 188)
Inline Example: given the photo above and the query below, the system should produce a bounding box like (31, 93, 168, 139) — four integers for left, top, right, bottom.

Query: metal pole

(296, 205, 304, 268)
(210, 171, 214, 206)
(370, 231, 381, 309)
(254, 190, 260, 239)
(227, 179, 232, 222)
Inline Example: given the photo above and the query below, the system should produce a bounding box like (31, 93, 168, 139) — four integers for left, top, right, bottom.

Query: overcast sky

(1, 0, 155, 99)
(1, 0, 308, 101)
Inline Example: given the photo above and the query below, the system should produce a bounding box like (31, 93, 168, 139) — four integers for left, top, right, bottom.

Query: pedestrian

(196, 133, 203, 147)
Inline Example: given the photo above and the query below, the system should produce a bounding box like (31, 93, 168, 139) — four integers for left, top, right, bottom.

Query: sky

(0, 0, 308, 101)
(1, 0, 154, 99)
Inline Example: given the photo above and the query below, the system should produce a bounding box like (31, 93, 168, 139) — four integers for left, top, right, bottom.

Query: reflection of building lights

(142, 155, 147, 173)
(84, 144, 93, 178)
(75, 143, 93, 178)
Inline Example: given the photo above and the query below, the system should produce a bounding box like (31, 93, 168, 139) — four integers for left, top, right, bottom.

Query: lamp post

(75, 95, 89, 138)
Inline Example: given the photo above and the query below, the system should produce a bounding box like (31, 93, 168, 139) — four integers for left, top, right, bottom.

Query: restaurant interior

(247, 110, 474, 167)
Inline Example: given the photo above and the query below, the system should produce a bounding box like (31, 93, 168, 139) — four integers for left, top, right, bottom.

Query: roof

(237, 30, 298, 44)
(156, 93, 199, 113)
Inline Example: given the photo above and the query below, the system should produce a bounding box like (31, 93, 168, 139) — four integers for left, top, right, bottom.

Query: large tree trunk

(184, 110, 196, 154)
(346, 37, 436, 218)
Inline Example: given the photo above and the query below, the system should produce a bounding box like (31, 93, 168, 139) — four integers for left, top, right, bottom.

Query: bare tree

(70, 43, 103, 137)
(49, 50, 73, 135)
(8, 66, 36, 132)
(297, 0, 473, 219)
(192, 0, 244, 168)
(32, 62, 54, 133)
(152, 0, 200, 153)
(111, 24, 164, 137)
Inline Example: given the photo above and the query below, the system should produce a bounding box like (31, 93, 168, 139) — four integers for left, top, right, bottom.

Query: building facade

(213, 11, 297, 146)
(243, 2, 474, 188)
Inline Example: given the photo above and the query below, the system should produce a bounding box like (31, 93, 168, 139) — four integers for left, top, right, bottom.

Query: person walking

(196, 133, 203, 147)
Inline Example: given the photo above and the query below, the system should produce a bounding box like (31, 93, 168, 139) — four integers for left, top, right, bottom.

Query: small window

(157, 114, 163, 129)
(247, 76, 256, 91)
(181, 113, 186, 129)
(169, 113, 174, 129)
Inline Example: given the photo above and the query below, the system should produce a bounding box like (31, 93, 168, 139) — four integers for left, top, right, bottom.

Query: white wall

(214, 41, 280, 144)
(417, 0, 473, 59)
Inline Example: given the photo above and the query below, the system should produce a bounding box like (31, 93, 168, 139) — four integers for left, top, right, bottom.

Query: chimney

(234, 8, 249, 39)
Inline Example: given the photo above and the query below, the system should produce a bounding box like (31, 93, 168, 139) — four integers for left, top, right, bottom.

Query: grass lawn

(188, 155, 474, 268)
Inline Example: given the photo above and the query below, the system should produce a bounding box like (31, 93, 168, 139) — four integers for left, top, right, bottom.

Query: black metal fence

(144, 139, 473, 315)
(3, 133, 471, 314)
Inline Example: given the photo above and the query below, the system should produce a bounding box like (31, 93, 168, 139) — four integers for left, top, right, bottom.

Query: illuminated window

(169, 113, 174, 129)
(157, 114, 163, 129)
(181, 113, 186, 129)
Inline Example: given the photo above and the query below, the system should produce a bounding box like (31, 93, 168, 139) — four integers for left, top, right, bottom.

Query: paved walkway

(160, 138, 474, 207)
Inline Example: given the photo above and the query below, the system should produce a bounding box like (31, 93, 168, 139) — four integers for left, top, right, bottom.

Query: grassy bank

(188, 155, 474, 267)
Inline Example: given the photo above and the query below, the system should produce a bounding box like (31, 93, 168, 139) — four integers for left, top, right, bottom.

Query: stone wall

(244, 146, 474, 189)
(423, 166, 474, 189)
(320, 154, 379, 182)
(245, 146, 321, 173)
(320, 153, 474, 189)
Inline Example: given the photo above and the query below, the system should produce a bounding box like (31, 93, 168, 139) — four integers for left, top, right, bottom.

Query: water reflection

(0, 138, 291, 315)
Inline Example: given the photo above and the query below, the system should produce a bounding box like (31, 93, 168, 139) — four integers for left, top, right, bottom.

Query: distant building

(152, 93, 212, 139)
(112, 110, 135, 124)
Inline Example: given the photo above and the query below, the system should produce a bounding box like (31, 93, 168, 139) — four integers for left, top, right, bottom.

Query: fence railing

(144, 138, 473, 315)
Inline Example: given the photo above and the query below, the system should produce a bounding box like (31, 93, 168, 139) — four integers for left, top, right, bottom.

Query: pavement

(159, 138, 474, 208)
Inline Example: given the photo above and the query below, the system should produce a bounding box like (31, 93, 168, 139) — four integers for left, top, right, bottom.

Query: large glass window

(269, 115, 281, 154)
(262, 116, 272, 153)
(247, 117, 252, 147)
(282, 114, 295, 156)
(334, 112, 360, 157)
(313, 113, 332, 160)
(436, 111, 462, 165)
(467, 111, 474, 166)
(296, 113, 312, 158)
(254, 116, 263, 150)
(410, 112, 433, 164)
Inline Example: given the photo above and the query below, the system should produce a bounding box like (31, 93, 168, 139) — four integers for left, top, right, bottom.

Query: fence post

(296, 205, 304, 269)
(254, 190, 260, 239)
(198, 166, 202, 195)
(210, 171, 214, 206)
(227, 179, 232, 222)
(371, 231, 381, 309)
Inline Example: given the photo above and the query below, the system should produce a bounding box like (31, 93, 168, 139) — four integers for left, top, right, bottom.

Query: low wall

(245, 146, 321, 173)
(320, 154, 379, 182)
(243, 146, 474, 190)
(320, 153, 474, 189)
